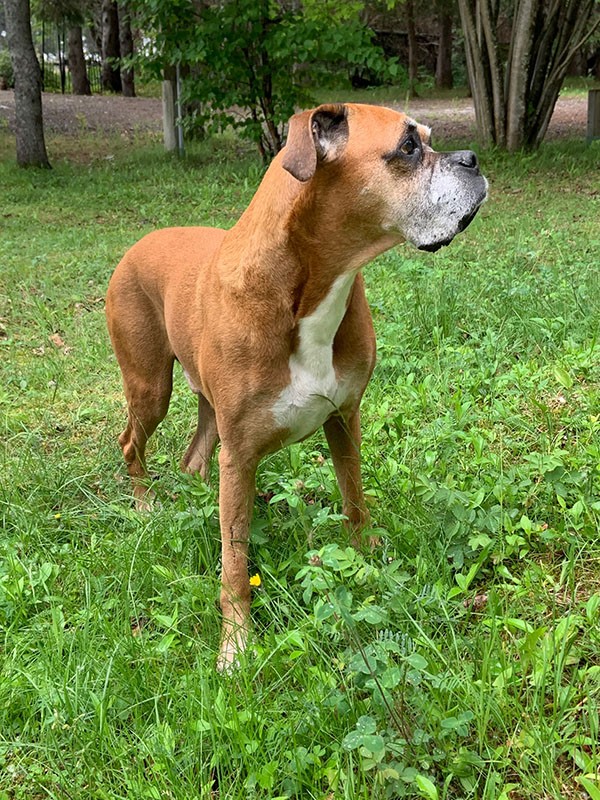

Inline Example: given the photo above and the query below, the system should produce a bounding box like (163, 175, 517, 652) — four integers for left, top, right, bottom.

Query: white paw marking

(216, 627, 249, 673)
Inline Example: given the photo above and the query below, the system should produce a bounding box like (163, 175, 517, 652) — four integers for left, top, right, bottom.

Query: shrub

(0, 49, 14, 89)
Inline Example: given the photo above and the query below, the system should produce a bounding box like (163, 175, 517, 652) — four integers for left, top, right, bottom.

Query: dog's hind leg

(323, 411, 371, 543)
(107, 288, 175, 509)
(117, 369, 174, 509)
(181, 392, 219, 482)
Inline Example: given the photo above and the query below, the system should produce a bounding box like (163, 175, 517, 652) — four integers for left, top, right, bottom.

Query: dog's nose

(449, 150, 479, 170)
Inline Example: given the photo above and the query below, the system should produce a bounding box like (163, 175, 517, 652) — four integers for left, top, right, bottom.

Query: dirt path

(399, 95, 587, 141)
(0, 90, 589, 142)
(0, 91, 163, 136)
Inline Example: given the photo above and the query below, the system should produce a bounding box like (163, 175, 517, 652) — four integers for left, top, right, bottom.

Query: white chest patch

(272, 272, 357, 444)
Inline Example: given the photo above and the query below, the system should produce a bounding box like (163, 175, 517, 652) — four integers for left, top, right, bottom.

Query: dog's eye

(400, 137, 418, 156)
(382, 134, 422, 166)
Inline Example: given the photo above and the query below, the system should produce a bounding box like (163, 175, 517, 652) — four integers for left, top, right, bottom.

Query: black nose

(448, 150, 479, 170)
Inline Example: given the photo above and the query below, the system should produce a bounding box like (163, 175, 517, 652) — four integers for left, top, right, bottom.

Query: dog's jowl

(106, 103, 487, 671)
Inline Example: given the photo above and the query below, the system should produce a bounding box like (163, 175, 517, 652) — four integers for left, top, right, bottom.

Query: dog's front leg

(323, 412, 370, 544)
(216, 445, 257, 672)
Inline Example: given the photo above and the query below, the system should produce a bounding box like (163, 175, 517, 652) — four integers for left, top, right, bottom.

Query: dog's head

(282, 103, 488, 253)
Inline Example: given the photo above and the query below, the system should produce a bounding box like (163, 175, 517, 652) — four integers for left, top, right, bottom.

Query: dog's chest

(272, 272, 357, 444)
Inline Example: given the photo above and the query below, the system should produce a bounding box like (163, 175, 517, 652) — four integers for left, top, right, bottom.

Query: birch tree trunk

(505, 0, 537, 151)
(529, 0, 597, 148)
(457, 0, 495, 146)
(458, 0, 598, 151)
(479, 0, 505, 147)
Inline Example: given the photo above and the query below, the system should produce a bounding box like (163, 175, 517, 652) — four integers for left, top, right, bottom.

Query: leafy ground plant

(0, 122, 599, 799)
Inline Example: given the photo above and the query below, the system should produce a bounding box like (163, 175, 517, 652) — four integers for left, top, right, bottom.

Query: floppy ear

(281, 104, 349, 182)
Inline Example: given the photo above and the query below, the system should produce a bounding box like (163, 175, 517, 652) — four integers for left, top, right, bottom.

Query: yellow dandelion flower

(249, 573, 261, 587)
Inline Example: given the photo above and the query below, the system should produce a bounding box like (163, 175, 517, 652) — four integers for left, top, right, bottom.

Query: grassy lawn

(0, 119, 599, 800)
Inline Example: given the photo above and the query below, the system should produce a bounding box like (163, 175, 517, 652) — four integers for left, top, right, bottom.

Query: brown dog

(106, 103, 487, 670)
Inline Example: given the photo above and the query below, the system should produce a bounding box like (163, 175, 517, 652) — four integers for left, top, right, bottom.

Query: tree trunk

(118, 3, 135, 97)
(101, 0, 121, 93)
(479, 0, 505, 147)
(457, 0, 495, 146)
(162, 71, 177, 152)
(435, 8, 453, 89)
(3, 0, 50, 168)
(458, 0, 597, 151)
(68, 25, 91, 95)
(89, 20, 103, 56)
(406, 0, 419, 97)
(505, 0, 537, 151)
(529, 0, 597, 148)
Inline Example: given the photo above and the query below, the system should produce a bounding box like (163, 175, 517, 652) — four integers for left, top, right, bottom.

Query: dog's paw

(134, 495, 154, 513)
(216, 627, 250, 674)
(133, 485, 157, 513)
(350, 530, 382, 550)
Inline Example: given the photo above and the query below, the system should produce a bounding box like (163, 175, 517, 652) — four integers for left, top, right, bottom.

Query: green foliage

(0, 122, 599, 798)
(0, 49, 14, 88)
(132, 0, 399, 158)
(31, 0, 86, 25)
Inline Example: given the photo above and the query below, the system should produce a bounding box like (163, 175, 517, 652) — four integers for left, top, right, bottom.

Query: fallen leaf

(49, 332, 66, 349)
(464, 593, 488, 611)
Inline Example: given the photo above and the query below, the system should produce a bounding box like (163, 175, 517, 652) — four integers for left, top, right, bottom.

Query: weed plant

(0, 127, 599, 799)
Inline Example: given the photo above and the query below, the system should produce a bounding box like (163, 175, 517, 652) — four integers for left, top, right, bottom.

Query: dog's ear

(282, 104, 349, 182)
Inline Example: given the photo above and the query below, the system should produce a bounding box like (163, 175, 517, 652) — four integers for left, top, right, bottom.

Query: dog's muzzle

(417, 149, 488, 252)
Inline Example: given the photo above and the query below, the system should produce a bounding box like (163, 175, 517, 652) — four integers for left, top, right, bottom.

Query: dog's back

(107, 226, 226, 304)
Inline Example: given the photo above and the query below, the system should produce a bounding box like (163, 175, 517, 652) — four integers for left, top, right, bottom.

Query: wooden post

(175, 64, 184, 154)
(162, 78, 177, 152)
(587, 89, 600, 145)
(162, 65, 184, 154)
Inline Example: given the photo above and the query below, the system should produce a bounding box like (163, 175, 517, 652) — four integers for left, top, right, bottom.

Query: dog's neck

(219, 159, 401, 318)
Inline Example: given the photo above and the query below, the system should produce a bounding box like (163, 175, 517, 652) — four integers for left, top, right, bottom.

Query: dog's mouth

(457, 205, 480, 233)
(417, 238, 452, 253)
(417, 202, 484, 253)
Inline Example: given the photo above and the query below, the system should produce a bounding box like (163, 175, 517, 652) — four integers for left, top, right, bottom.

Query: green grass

(561, 77, 600, 97)
(0, 122, 599, 800)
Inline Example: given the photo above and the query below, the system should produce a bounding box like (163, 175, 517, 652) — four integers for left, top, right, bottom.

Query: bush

(0, 49, 14, 89)
(132, 0, 400, 160)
